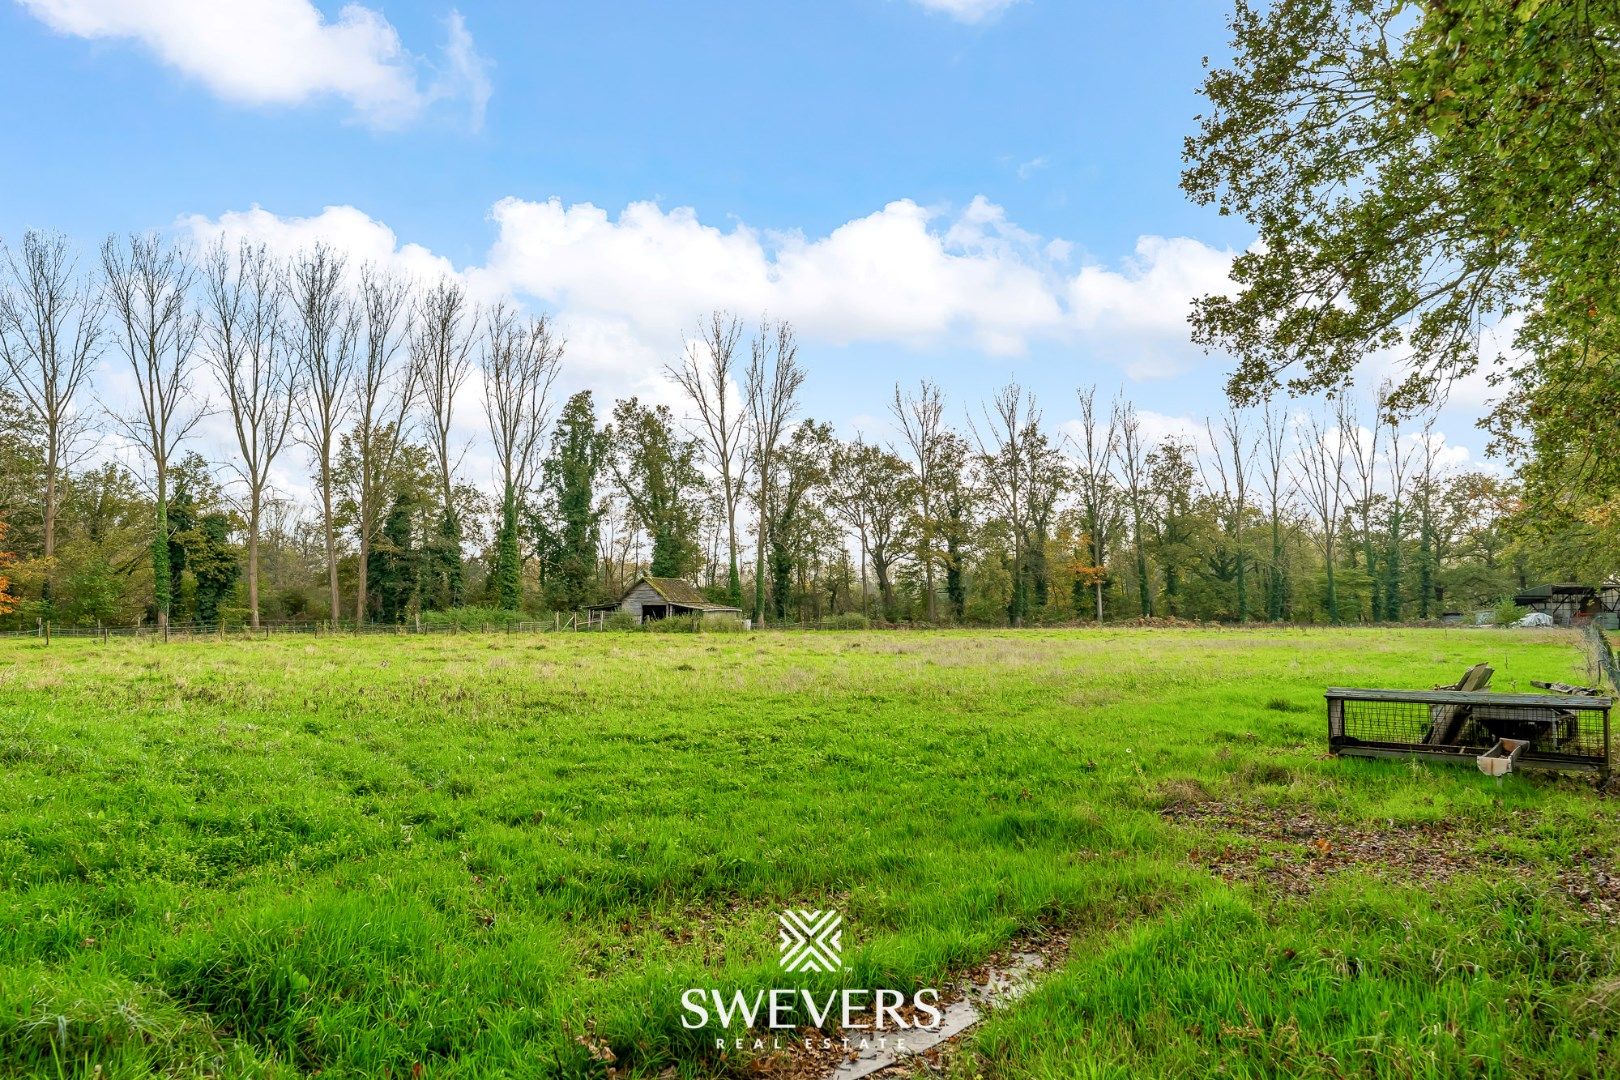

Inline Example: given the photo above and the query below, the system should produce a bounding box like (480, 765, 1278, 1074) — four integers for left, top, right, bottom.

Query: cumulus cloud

(18, 0, 491, 128)
(910, 0, 1022, 23)
(473, 194, 1226, 361)
(179, 194, 1236, 390)
(180, 203, 460, 282)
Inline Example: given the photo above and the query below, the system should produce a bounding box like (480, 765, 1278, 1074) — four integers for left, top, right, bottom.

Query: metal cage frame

(1326, 688, 1612, 775)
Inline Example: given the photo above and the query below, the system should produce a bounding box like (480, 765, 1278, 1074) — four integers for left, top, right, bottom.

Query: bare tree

(1201, 407, 1256, 621)
(745, 318, 805, 623)
(351, 267, 415, 625)
(1342, 392, 1386, 620)
(1293, 403, 1350, 623)
(968, 383, 1060, 626)
(829, 437, 913, 621)
(0, 231, 105, 606)
(412, 276, 477, 607)
(1067, 386, 1119, 624)
(484, 302, 563, 609)
(201, 239, 295, 629)
(1258, 399, 1294, 620)
(890, 380, 947, 623)
(667, 311, 748, 605)
(1382, 408, 1418, 620)
(101, 234, 202, 631)
(289, 244, 357, 626)
(1414, 415, 1442, 618)
(1111, 397, 1153, 617)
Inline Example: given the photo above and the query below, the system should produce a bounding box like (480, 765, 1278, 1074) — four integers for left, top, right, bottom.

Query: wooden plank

(1426, 663, 1494, 744)
(1325, 688, 1612, 710)
(1531, 679, 1601, 696)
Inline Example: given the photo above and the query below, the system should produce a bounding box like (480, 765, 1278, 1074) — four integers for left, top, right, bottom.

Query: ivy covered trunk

(495, 491, 522, 610)
(152, 492, 170, 630)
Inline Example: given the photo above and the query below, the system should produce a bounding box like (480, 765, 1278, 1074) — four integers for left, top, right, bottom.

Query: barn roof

(605, 574, 744, 613)
(641, 575, 711, 606)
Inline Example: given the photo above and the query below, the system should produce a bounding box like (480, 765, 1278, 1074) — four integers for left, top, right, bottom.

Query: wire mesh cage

(1327, 688, 1612, 774)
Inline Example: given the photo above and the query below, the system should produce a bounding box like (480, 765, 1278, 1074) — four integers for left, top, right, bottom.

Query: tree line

(0, 231, 1566, 631)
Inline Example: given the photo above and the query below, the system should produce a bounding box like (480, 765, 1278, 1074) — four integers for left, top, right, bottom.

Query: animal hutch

(1327, 665, 1611, 777)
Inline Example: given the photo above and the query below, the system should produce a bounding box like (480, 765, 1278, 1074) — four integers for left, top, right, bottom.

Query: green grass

(1, 628, 1616, 1078)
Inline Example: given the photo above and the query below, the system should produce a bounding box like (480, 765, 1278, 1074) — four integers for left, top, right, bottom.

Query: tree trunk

(1235, 544, 1247, 622)
(725, 498, 741, 606)
(323, 472, 340, 625)
(248, 494, 261, 629)
(1269, 515, 1285, 621)
(356, 479, 370, 627)
(1324, 540, 1339, 624)
(153, 486, 170, 632)
(1363, 534, 1380, 621)
(42, 446, 57, 607)
(754, 505, 767, 625)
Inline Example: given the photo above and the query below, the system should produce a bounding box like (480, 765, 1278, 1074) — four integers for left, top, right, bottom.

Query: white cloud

(473, 193, 1227, 362)
(180, 194, 1237, 395)
(18, 0, 490, 128)
(180, 203, 460, 283)
(910, 0, 1021, 23)
(1015, 155, 1049, 180)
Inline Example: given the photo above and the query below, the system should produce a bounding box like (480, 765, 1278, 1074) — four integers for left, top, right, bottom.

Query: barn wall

(616, 581, 665, 621)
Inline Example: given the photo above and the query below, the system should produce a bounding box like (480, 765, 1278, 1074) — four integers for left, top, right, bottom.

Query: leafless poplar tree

(1414, 415, 1443, 618)
(1293, 403, 1350, 623)
(745, 318, 805, 623)
(0, 231, 106, 604)
(968, 382, 1042, 627)
(1111, 397, 1153, 617)
(352, 267, 415, 624)
(1201, 407, 1255, 621)
(1067, 386, 1118, 624)
(412, 276, 477, 606)
(201, 239, 295, 628)
(1382, 405, 1418, 620)
(101, 233, 202, 631)
(890, 379, 947, 623)
(483, 302, 563, 609)
(1342, 392, 1386, 620)
(1258, 399, 1294, 620)
(667, 311, 748, 605)
(289, 244, 357, 625)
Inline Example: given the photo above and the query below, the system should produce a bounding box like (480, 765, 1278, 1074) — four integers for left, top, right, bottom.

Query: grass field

(3, 627, 1619, 1078)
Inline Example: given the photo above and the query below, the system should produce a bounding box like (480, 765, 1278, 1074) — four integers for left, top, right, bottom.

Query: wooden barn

(590, 574, 744, 624)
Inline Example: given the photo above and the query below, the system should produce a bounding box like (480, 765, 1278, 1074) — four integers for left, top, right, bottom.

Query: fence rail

(0, 614, 592, 642)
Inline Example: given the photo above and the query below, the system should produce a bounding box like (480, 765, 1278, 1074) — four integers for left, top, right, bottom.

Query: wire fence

(0, 614, 599, 643)
(1590, 622, 1620, 691)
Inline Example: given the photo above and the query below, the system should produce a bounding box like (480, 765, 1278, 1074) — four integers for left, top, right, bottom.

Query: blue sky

(0, 0, 1491, 489)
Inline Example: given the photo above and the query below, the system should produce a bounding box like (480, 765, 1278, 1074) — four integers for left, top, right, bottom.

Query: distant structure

(1512, 580, 1620, 628)
(589, 574, 744, 624)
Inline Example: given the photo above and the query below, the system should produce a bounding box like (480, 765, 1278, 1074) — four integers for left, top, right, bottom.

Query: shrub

(820, 613, 870, 630)
(697, 614, 747, 633)
(644, 616, 698, 633)
(602, 611, 639, 632)
(1492, 598, 1529, 626)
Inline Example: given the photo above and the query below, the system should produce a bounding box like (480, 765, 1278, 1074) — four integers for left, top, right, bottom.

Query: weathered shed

(591, 574, 743, 622)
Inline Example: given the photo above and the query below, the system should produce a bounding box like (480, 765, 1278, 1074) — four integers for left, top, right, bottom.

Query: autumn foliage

(0, 521, 16, 616)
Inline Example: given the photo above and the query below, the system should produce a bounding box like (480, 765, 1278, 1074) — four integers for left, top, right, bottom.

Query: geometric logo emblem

(777, 909, 843, 972)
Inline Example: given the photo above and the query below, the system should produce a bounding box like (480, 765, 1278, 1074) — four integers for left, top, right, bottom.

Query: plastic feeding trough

(1325, 669, 1612, 778)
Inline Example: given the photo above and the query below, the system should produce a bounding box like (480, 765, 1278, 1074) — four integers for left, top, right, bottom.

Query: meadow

(2, 627, 1618, 1078)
